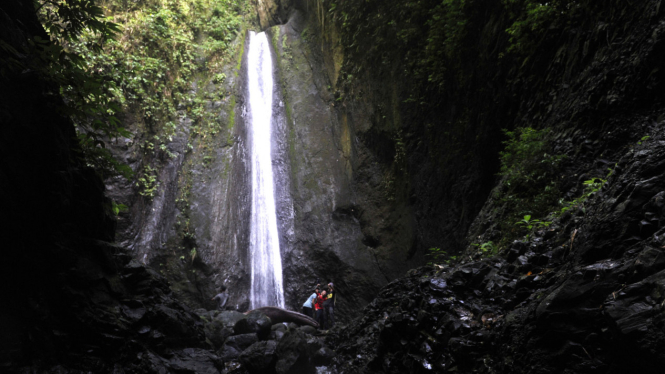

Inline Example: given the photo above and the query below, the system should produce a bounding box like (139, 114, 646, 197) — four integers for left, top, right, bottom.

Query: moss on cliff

(300, 0, 665, 261)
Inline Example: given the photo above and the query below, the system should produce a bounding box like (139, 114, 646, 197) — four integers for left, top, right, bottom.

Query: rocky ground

(199, 309, 334, 374)
(4, 237, 334, 373)
(326, 124, 665, 373)
(4, 0, 665, 372)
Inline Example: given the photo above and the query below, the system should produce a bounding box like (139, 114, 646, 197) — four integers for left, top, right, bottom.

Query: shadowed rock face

(199, 309, 333, 374)
(329, 149, 665, 372)
(0, 2, 226, 371)
(6, 0, 665, 372)
(267, 13, 397, 322)
(255, 0, 294, 29)
(324, 1, 665, 372)
(105, 2, 414, 322)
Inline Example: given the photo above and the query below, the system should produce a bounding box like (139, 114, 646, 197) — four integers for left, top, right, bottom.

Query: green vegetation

(33, 0, 250, 180)
(426, 247, 457, 266)
(111, 201, 129, 215)
(503, 0, 585, 55)
(28, 0, 128, 177)
(499, 128, 558, 186)
(471, 241, 499, 256)
(68, 0, 247, 135)
(637, 135, 651, 145)
(515, 214, 551, 239)
(494, 127, 563, 244)
(326, 0, 588, 97)
(136, 165, 159, 199)
(328, 0, 470, 94)
(557, 176, 608, 216)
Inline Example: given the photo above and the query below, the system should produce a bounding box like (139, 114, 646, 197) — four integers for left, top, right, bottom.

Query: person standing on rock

(211, 285, 228, 311)
(302, 287, 318, 318)
(324, 282, 336, 329)
(315, 289, 326, 328)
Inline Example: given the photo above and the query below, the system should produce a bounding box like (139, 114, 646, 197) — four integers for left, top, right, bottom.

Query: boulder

(239, 340, 278, 374)
(225, 333, 259, 352)
(298, 325, 317, 335)
(233, 311, 272, 340)
(218, 344, 242, 361)
(272, 323, 287, 332)
(216, 311, 246, 328)
(311, 346, 335, 366)
(269, 330, 285, 341)
(274, 330, 314, 374)
(206, 324, 234, 350)
(168, 348, 224, 374)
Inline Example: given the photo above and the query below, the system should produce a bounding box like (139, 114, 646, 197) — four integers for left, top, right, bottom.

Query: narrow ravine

(247, 30, 285, 309)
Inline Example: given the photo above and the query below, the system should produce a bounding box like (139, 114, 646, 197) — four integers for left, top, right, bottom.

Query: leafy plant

(111, 201, 129, 216)
(30, 0, 134, 178)
(498, 127, 563, 185)
(514, 214, 551, 240)
(494, 127, 563, 244)
(472, 241, 499, 256)
(40, 0, 250, 181)
(136, 165, 159, 199)
(558, 177, 607, 216)
(515, 214, 550, 230)
(426, 247, 457, 266)
(213, 73, 227, 84)
(582, 177, 606, 191)
(502, 0, 582, 55)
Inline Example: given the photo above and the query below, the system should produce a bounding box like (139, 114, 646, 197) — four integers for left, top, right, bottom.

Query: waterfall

(248, 31, 285, 309)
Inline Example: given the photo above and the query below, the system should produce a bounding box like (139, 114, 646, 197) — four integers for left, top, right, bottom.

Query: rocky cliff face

(328, 130, 665, 372)
(0, 2, 222, 371)
(105, 18, 255, 312)
(104, 0, 665, 328)
(117, 0, 665, 371)
(6, 0, 665, 371)
(322, 0, 665, 373)
(107, 0, 423, 319)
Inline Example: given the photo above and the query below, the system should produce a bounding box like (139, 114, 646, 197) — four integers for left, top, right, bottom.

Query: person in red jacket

(314, 289, 326, 329)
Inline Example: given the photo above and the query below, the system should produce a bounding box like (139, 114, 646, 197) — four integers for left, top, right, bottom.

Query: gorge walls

(5, 0, 665, 372)
(104, 0, 665, 326)
(107, 0, 422, 318)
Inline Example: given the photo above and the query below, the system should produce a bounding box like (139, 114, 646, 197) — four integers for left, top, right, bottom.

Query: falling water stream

(247, 31, 285, 309)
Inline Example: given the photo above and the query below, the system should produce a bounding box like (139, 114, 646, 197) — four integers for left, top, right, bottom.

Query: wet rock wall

(106, 25, 257, 311)
(104, 0, 665, 327)
(267, 12, 391, 320)
(0, 2, 223, 371)
(329, 124, 665, 373)
(326, 1, 665, 373)
(107, 0, 401, 320)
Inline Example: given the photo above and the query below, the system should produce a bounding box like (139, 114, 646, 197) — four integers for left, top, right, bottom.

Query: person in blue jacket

(302, 286, 319, 318)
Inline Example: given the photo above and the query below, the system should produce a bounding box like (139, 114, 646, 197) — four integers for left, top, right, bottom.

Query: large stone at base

(203, 311, 245, 349)
(216, 311, 246, 328)
(239, 340, 278, 374)
(225, 334, 259, 352)
(205, 323, 234, 350)
(311, 347, 335, 366)
(218, 333, 259, 361)
(168, 348, 224, 374)
(233, 311, 272, 340)
(274, 330, 314, 374)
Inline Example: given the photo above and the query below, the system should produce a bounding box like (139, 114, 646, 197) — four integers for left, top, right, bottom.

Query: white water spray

(248, 31, 285, 309)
